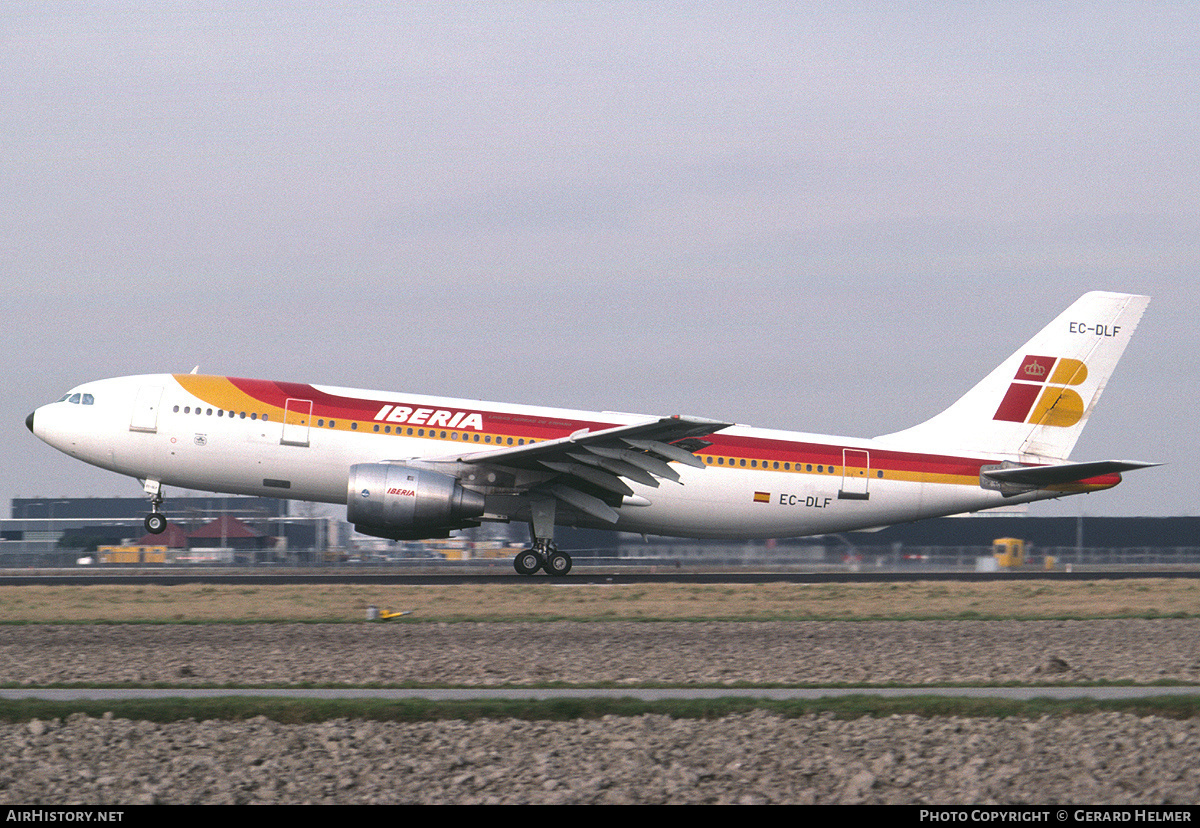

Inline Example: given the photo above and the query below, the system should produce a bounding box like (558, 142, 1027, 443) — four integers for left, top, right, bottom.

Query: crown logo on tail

(994, 355, 1087, 427)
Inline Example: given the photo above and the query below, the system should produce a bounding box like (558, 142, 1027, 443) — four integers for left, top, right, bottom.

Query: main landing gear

(513, 540, 573, 576)
(512, 497, 572, 576)
(142, 479, 167, 535)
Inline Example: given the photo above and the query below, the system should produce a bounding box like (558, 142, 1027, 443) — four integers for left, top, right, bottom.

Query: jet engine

(346, 463, 486, 540)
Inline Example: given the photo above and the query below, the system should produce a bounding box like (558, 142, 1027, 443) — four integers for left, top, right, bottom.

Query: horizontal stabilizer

(981, 460, 1160, 488)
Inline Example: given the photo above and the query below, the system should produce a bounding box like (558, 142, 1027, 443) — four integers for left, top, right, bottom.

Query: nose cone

(26, 410, 35, 433)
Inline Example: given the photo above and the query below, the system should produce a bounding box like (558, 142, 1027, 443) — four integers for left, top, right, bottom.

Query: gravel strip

(4, 711, 1199, 804)
(3, 619, 1200, 686)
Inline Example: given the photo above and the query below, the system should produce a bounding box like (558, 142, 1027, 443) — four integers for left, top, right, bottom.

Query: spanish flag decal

(753, 491, 771, 503)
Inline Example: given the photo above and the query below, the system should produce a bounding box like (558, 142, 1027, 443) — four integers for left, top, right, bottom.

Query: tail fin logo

(994, 355, 1088, 427)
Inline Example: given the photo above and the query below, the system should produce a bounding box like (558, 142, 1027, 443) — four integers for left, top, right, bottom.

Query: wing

(406, 414, 732, 525)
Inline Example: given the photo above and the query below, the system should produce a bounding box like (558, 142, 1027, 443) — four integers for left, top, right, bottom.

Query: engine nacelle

(346, 463, 486, 541)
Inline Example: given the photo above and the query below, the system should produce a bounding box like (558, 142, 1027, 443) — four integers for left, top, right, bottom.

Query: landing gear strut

(512, 497, 573, 576)
(142, 479, 167, 535)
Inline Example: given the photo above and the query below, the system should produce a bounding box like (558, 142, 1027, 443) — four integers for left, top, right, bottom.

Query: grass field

(0, 578, 1197, 623)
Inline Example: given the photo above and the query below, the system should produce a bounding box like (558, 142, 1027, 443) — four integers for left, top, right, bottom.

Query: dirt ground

(0, 578, 1195, 623)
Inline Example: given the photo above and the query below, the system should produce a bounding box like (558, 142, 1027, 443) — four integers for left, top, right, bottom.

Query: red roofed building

(135, 521, 189, 548)
(187, 515, 269, 550)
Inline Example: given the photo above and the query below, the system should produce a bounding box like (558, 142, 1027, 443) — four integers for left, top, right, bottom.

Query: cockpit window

(60, 391, 96, 405)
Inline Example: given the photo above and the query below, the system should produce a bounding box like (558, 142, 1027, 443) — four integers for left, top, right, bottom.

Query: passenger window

(82, 394, 94, 405)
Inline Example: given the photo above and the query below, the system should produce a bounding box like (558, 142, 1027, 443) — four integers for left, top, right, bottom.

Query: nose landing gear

(142, 479, 167, 535)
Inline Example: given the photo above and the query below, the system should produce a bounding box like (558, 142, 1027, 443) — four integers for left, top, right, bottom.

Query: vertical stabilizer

(875, 291, 1149, 461)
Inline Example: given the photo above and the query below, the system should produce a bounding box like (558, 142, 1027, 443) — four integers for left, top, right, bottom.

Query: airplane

(26, 291, 1156, 576)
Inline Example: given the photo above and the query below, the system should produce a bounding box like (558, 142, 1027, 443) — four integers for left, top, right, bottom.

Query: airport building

(4, 496, 329, 566)
(3, 496, 1197, 568)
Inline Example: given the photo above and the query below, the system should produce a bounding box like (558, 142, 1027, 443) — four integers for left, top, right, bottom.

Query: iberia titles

(373, 404, 485, 431)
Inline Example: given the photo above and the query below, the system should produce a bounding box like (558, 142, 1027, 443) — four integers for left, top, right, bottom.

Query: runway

(3, 568, 1199, 586)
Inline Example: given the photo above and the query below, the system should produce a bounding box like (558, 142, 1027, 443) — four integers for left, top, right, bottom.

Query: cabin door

(129, 386, 162, 433)
(281, 398, 313, 447)
(839, 449, 870, 500)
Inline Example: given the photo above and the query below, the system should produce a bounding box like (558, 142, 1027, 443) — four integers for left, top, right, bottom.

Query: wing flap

(582, 445, 681, 483)
(545, 484, 620, 524)
(539, 460, 635, 497)
(449, 414, 730, 469)
(429, 414, 730, 525)
(621, 438, 709, 469)
(565, 451, 662, 488)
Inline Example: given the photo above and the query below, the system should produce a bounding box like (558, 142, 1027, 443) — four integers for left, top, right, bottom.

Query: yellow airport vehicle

(992, 537, 1026, 568)
(991, 538, 1056, 569)
(97, 545, 168, 564)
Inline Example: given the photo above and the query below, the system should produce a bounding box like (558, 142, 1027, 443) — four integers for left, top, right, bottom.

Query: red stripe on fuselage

(223, 378, 615, 438)
(218, 377, 993, 482)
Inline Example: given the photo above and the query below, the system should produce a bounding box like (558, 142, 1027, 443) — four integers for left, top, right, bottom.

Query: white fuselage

(28, 373, 1095, 540)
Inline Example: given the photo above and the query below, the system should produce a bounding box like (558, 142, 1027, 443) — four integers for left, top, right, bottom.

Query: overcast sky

(3, 2, 1196, 519)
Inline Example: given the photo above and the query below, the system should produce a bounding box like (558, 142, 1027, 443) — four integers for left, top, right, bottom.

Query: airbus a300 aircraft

(27, 291, 1155, 576)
